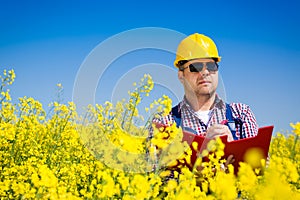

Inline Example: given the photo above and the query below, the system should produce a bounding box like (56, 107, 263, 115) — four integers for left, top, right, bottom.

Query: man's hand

(206, 124, 234, 142)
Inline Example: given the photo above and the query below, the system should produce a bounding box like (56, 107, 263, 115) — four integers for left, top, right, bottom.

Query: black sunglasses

(180, 62, 219, 72)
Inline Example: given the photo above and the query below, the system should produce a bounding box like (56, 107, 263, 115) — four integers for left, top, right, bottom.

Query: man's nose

(199, 65, 209, 76)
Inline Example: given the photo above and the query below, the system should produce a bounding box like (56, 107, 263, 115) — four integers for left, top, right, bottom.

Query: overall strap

(225, 103, 234, 122)
(226, 103, 239, 140)
(226, 103, 244, 140)
(171, 104, 181, 128)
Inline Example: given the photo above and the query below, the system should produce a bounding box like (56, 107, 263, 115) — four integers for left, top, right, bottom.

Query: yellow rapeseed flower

(1, 70, 300, 199)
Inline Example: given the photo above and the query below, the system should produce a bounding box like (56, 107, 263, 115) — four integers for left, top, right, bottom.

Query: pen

(220, 120, 228, 125)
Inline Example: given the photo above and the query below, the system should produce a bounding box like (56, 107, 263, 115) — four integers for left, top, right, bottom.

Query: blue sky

(0, 0, 300, 133)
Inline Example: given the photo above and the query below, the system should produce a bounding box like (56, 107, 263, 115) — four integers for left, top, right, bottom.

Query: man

(156, 33, 257, 139)
(148, 33, 258, 171)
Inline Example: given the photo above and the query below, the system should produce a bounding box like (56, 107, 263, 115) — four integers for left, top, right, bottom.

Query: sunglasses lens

(206, 62, 218, 71)
(189, 63, 204, 72)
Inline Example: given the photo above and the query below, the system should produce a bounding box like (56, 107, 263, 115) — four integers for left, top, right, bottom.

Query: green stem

(127, 95, 138, 132)
(291, 134, 299, 161)
(121, 106, 129, 129)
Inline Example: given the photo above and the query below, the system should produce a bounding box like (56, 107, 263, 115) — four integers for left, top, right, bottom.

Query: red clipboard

(182, 125, 274, 174)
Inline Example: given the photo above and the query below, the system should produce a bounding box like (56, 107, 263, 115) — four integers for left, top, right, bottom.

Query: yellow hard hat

(174, 33, 221, 68)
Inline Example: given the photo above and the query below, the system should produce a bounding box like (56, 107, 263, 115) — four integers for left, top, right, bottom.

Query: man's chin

(196, 91, 215, 97)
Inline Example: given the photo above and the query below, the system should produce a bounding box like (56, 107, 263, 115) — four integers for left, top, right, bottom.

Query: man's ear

(178, 71, 184, 84)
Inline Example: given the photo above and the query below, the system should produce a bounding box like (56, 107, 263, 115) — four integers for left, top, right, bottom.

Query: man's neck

(185, 93, 216, 111)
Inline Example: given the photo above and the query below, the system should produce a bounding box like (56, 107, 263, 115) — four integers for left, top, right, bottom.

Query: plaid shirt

(146, 95, 258, 172)
(152, 96, 258, 138)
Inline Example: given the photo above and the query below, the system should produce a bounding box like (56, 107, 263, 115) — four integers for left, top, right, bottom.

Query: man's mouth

(198, 80, 211, 84)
